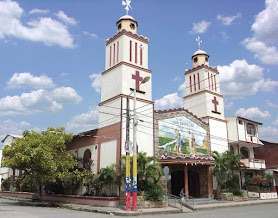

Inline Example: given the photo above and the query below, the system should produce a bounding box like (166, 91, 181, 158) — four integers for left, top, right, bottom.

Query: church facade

(66, 13, 267, 198)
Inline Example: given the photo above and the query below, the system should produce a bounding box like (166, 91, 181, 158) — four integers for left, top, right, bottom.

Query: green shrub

(226, 180, 239, 192)
(232, 189, 243, 196)
(20, 175, 37, 193)
(247, 185, 260, 192)
(44, 180, 65, 194)
(1, 177, 12, 191)
(145, 183, 164, 202)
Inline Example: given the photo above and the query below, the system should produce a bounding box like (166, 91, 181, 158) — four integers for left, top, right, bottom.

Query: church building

(66, 9, 267, 199)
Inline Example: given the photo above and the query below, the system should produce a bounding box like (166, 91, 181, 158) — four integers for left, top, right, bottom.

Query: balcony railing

(240, 158, 266, 169)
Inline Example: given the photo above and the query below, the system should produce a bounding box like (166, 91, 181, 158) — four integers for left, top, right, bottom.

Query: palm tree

(223, 151, 242, 175)
(137, 152, 162, 191)
(94, 164, 121, 196)
(212, 151, 229, 192)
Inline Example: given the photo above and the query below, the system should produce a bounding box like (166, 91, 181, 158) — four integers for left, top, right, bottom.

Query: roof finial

(196, 36, 202, 50)
(122, 0, 132, 15)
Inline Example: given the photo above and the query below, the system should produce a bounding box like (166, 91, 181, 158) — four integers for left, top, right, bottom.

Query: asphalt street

(0, 197, 278, 218)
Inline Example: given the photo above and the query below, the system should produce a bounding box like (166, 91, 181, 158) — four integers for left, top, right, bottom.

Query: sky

(0, 0, 278, 147)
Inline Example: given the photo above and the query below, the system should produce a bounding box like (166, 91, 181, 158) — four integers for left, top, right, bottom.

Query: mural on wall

(159, 116, 208, 155)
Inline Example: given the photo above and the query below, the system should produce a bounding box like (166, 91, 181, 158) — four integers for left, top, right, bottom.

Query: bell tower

(183, 37, 228, 153)
(98, 13, 154, 157)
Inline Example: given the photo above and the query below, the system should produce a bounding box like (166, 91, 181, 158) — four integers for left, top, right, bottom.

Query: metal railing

(166, 192, 182, 210)
(179, 188, 195, 210)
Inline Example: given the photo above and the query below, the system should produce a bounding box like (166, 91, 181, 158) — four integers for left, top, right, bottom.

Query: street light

(125, 75, 150, 211)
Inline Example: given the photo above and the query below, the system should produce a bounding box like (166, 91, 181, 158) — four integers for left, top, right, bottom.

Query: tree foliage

(212, 151, 242, 194)
(1, 127, 77, 199)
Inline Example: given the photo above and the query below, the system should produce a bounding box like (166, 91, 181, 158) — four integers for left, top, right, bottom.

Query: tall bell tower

(183, 38, 228, 153)
(98, 14, 154, 156)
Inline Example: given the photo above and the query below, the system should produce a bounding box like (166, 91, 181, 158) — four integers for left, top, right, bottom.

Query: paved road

(0, 198, 110, 218)
(148, 203, 278, 218)
(1, 197, 278, 218)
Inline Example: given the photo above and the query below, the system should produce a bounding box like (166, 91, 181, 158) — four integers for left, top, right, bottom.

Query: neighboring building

(0, 134, 22, 190)
(226, 116, 266, 187)
(254, 140, 278, 192)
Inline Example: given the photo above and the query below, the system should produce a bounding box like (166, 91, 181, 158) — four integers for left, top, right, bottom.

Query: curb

(195, 199, 278, 211)
(58, 204, 182, 216)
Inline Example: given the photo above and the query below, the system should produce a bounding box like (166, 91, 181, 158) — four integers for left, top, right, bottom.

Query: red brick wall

(254, 140, 278, 168)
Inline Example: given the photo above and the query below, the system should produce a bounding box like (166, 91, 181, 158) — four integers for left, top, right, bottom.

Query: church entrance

(171, 170, 184, 196)
(188, 171, 200, 198)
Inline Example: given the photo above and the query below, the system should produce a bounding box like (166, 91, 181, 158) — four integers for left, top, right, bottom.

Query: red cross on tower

(132, 71, 143, 91)
(212, 96, 219, 112)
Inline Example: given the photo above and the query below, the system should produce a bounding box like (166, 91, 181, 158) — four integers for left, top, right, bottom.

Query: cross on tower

(212, 96, 219, 112)
(132, 71, 143, 91)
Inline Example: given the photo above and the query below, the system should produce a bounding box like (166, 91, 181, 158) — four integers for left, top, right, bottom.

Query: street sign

(163, 166, 170, 207)
(163, 166, 169, 178)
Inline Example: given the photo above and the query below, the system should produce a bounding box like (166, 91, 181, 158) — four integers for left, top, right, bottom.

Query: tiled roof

(154, 106, 208, 125)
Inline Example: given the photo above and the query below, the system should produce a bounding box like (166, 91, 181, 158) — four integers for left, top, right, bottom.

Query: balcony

(240, 158, 266, 170)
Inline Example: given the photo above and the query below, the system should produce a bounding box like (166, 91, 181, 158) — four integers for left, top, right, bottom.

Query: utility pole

(125, 96, 131, 211)
(132, 85, 138, 211)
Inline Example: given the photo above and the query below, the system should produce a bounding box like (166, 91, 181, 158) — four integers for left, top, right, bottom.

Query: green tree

(1, 127, 77, 200)
(212, 151, 242, 195)
(212, 151, 229, 193)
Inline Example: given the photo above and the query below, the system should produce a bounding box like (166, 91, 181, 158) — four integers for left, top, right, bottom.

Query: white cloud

(0, 87, 82, 116)
(89, 73, 102, 93)
(51, 86, 82, 104)
(55, 11, 77, 25)
(66, 107, 98, 133)
(218, 59, 278, 98)
(190, 20, 211, 34)
(217, 13, 241, 26)
(0, 90, 62, 116)
(155, 93, 183, 110)
(29, 8, 49, 15)
(83, 31, 98, 39)
(274, 119, 278, 126)
(0, 0, 74, 48)
(6, 72, 55, 89)
(259, 126, 278, 142)
(0, 119, 29, 143)
(267, 100, 278, 109)
(252, 0, 278, 44)
(242, 0, 278, 64)
(242, 37, 278, 64)
(235, 107, 271, 120)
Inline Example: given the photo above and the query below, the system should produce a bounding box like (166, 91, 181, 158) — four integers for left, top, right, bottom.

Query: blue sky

(0, 0, 278, 146)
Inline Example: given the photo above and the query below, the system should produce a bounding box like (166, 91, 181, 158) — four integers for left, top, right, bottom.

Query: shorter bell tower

(183, 37, 228, 153)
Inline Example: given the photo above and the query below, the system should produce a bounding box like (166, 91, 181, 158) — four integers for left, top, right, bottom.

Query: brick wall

(254, 140, 278, 168)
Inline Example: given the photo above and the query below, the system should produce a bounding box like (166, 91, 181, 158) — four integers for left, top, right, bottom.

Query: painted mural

(159, 116, 208, 155)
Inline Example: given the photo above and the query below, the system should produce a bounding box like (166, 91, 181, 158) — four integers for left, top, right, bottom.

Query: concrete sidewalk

(195, 198, 278, 210)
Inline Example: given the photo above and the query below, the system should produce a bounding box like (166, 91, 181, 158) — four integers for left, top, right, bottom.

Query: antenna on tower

(122, 0, 132, 15)
(196, 36, 202, 50)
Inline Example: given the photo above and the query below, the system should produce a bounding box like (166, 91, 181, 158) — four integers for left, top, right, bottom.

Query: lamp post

(132, 75, 150, 211)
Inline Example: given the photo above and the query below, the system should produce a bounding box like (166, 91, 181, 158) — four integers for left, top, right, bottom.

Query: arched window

(83, 149, 92, 170)
(230, 146, 235, 154)
(246, 123, 256, 136)
(240, 147, 249, 159)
